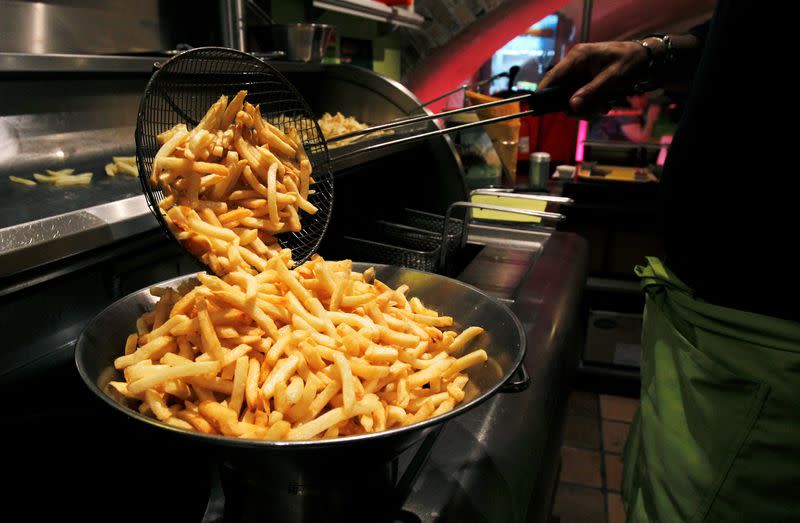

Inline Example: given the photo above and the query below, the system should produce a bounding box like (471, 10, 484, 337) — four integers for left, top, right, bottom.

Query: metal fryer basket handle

(327, 93, 531, 144)
(328, 85, 574, 166)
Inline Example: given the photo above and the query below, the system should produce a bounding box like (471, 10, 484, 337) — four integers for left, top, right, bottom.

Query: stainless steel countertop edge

(0, 195, 157, 277)
(0, 52, 163, 73)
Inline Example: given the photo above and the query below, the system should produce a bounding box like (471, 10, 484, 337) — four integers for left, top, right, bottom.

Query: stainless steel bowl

(256, 23, 334, 63)
(75, 262, 526, 522)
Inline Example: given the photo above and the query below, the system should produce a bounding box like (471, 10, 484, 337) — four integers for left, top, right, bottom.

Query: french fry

(9, 176, 36, 186)
(446, 326, 485, 354)
(444, 349, 488, 378)
(283, 375, 303, 404)
(261, 354, 300, 401)
(245, 357, 261, 410)
(114, 336, 174, 369)
(128, 360, 220, 394)
(199, 400, 240, 436)
(332, 352, 356, 415)
(144, 389, 173, 421)
(175, 408, 217, 434)
(124, 333, 139, 356)
(287, 395, 380, 440)
(46, 168, 74, 176)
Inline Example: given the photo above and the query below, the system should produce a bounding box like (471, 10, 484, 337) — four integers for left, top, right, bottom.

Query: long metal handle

(327, 93, 531, 144)
(329, 85, 574, 165)
(331, 108, 537, 164)
(440, 201, 565, 269)
(413, 69, 512, 111)
(469, 189, 574, 205)
(219, 0, 247, 52)
(247, 0, 274, 24)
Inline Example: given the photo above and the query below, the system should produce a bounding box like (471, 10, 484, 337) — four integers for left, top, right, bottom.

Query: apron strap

(635, 256, 698, 345)
(635, 256, 693, 295)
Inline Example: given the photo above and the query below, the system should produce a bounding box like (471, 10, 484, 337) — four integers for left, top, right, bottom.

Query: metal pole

(220, 0, 247, 52)
(328, 93, 531, 143)
(580, 0, 593, 42)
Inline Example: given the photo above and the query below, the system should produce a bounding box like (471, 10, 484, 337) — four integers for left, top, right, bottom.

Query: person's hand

(539, 41, 649, 118)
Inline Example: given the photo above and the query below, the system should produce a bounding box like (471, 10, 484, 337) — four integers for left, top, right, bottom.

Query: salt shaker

(529, 152, 550, 190)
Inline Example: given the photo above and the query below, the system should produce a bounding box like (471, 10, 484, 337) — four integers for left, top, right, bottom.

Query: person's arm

(539, 28, 707, 117)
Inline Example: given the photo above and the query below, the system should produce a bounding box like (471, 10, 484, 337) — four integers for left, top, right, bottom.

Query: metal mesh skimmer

(135, 47, 334, 267)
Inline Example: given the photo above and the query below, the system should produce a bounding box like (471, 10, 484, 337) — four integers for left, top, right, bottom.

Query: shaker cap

(530, 152, 550, 162)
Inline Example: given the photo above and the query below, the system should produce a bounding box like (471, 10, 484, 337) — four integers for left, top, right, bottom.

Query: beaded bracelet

(631, 35, 675, 92)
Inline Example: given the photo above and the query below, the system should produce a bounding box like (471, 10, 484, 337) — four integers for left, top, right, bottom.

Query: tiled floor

(550, 391, 639, 523)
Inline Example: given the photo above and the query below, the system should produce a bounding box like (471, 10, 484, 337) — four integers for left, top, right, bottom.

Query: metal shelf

(0, 52, 163, 74)
(312, 0, 424, 28)
(0, 52, 338, 75)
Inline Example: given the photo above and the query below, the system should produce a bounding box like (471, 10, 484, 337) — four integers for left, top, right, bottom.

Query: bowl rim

(75, 262, 526, 450)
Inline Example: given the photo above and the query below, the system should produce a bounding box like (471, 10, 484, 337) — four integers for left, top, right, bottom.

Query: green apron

(622, 257, 800, 523)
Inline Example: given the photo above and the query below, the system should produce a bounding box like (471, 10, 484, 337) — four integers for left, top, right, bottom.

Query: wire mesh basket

(343, 218, 456, 273)
(134, 47, 334, 267)
(343, 236, 439, 273)
(402, 208, 465, 241)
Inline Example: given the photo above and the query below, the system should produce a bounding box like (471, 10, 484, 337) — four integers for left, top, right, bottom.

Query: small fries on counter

(105, 156, 138, 177)
(9, 175, 37, 186)
(10, 168, 93, 187)
(151, 91, 316, 276)
(10, 157, 137, 187)
(108, 255, 489, 441)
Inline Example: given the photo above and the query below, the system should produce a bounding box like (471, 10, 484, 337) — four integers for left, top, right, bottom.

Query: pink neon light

(657, 134, 672, 166)
(575, 120, 588, 162)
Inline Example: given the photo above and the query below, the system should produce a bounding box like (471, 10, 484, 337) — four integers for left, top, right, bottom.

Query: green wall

(269, 0, 403, 80)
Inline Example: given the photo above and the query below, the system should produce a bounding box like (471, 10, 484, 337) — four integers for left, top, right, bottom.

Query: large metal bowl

(75, 262, 525, 522)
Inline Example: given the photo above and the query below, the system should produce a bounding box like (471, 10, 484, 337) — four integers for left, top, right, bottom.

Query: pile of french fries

(109, 254, 489, 441)
(151, 90, 316, 276)
(317, 112, 369, 138)
(317, 111, 392, 148)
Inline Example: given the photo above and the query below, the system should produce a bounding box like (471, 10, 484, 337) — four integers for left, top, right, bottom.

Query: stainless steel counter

(398, 231, 587, 522)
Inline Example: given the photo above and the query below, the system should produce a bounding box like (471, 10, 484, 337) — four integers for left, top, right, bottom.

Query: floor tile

(599, 395, 639, 423)
(604, 453, 623, 492)
(602, 420, 630, 454)
(560, 446, 603, 488)
(564, 415, 601, 450)
(567, 390, 598, 417)
(552, 483, 605, 523)
(607, 492, 625, 523)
